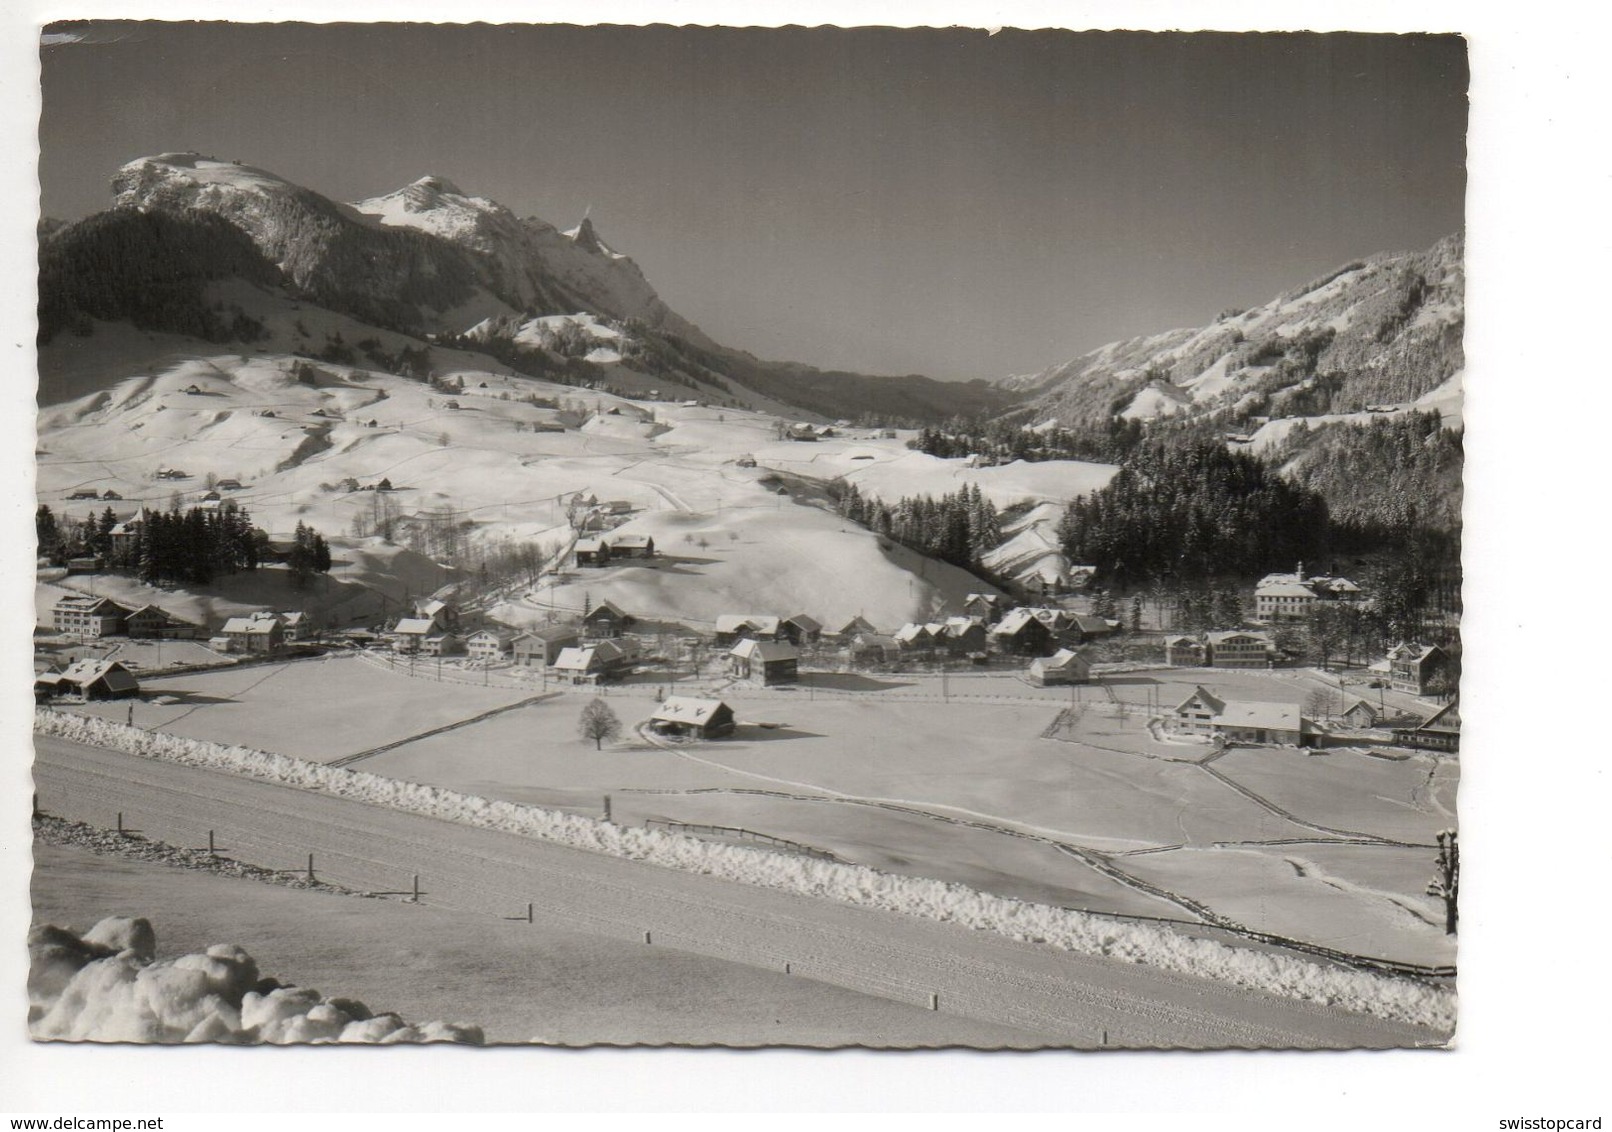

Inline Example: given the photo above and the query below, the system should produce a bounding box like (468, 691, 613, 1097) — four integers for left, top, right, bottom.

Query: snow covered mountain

(1003, 235, 1464, 431)
(87, 152, 1009, 422)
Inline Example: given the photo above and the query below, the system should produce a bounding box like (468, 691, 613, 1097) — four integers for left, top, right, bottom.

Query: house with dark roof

(781, 614, 822, 645)
(988, 608, 1055, 657)
(834, 614, 876, 638)
(583, 600, 633, 639)
(846, 632, 899, 665)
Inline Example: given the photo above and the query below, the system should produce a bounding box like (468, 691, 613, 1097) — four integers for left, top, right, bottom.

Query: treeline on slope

(36, 502, 332, 589)
(1058, 440, 1330, 589)
(38, 209, 279, 345)
(908, 415, 1147, 464)
(834, 482, 1003, 573)
(1278, 411, 1463, 546)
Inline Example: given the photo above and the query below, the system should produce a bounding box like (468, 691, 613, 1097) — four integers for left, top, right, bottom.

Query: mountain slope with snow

(1004, 235, 1464, 431)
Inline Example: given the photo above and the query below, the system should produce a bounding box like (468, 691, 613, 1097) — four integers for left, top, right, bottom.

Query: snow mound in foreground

(36, 709, 1454, 1032)
(29, 916, 484, 1045)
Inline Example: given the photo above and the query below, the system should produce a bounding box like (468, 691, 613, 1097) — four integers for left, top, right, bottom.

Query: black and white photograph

(8, 2, 1609, 1120)
(22, 19, 1471, 1053)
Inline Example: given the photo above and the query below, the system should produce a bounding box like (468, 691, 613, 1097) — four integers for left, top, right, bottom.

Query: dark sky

(39, 23, 1467, 380)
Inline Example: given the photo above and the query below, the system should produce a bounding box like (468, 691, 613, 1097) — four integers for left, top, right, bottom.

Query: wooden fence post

(207, 830, 215, 856)
(929, 993, 939, 1011)
(306, 853, 315, 882)
(411, 874, 420, 903)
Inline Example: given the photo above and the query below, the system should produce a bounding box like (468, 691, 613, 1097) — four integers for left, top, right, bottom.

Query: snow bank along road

(33, 736, 1445, 1049)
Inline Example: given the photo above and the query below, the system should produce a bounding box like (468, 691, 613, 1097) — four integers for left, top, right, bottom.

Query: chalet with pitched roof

(963, 593, 1007, 625)
(781, 614, 822, 645)
(222, 613, 285, 654)
(1212, 700, 1317, 746)
(466, 629, 517, 661)
(728, 638, 799, 685)
(573, 538, 611, 567)
(1173, 686, 1227, 737)
(846, 632, 898, 665)
(1027, 648, 1092, 686)
(1393, 699, 1461, 752)
(58, 658, 140, 701)
(512, 627, 580, 666)
(988, 608, 1055, 657)
(583, 600, 633, 639)
(649, 697, 737, 740)
(609, 533, 656, 560)
(1388, 642, 1448, 696)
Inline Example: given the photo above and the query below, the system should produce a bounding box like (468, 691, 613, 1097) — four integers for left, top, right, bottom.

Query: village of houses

(35, 533, 1460, 969)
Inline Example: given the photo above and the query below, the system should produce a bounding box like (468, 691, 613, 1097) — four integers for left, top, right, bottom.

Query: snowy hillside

(1004, 235, 1464, 431)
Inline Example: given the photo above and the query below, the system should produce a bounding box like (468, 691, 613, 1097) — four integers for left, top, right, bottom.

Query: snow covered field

(59, 655, 1457, 969)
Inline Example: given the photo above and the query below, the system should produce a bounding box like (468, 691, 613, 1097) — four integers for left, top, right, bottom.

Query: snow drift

(29, 915, 484, 1044)
(36, 709, 1454, 1031)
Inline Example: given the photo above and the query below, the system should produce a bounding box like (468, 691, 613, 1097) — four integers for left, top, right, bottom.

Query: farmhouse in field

(512, 627, 580, 666)
(893, 622, 936, 655)
(1393, 699, 1461, 752)
(649, 696, 737, 740)
(609, 533, 656, 560)
(1211, 700, 1318, 746)
(58, 658, 140, 701)
(573, 538, 611, 567)
(1340, 698, 1382, 728)
(583, 600, 633, 639)
(1027, 648, 1092, 686)
(221, 612, 285, 654)
(936, 616, 988, 656)
(781, 614, 822, 645)
(390, 617, 437, 654)
(728, 638, 799, 685)
(1253, 563, 1364, 623)
(1387, 642, 1449, 696)
(51, 596, 131, 638)
(1173, 686, 1227, 737)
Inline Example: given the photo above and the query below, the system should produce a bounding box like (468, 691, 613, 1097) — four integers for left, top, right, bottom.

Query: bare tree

(1427, 829, 1459, 935)
(1303, 688, 1333, 722)
(578, 698, 621, 750)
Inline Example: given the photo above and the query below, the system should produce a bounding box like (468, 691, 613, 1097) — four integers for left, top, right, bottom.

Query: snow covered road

(33, 735, 1447, 1049)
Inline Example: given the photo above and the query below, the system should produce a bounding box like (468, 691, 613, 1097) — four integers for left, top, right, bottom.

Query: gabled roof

(730, 638, 798, 662)
(1164, 635, 1200, 647)
(1342, 698, 1380, 721)
(610, 533, 654, 548)
(715, 614, 780, 634)
(468, 628, 516, 643)
(53, 595, 129, 615)
(416, 598, 451, 618)
(1256, 582, 1318, 598)
(1417, 699, 1461, 732)
(850, 632, 898, 650)
(1206, 629, 1272, 645)
(513, 626, 579, 644)
(893, 623, 933, 644)
(990, 608, 1045, 636)
(1069, 614, 1115, 634)
(941, 616, 983, 635)
(1033, 648, 1090, 672)
(59, 658, 138, 692)
(651, 697, 732, 726)
(836, 615, 876, 635)
(586, 599, 629, 620)
(1388, 642, 1443, 663)
(1212, 700, 1312, 732)
(1173, 685, 1227, 715)
(392, 617, 436, 635)
(574, 538, 610, 553)
(551, 646, 598, 671)
(783, 614, 821, 632)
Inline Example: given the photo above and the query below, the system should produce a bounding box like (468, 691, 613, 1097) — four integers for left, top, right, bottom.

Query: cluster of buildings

(1252, 563, 1364, 623)
(34, 657, 141, 702)
(1163, 630, 1277, 669)
(51, 595, 203, 642)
